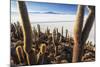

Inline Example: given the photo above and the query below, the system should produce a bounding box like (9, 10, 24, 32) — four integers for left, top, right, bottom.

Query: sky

(10, 0, 95, 43)
(11, 0, 88, 15)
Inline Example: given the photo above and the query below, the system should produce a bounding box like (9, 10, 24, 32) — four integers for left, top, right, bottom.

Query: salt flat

(11, 13, 95, 44)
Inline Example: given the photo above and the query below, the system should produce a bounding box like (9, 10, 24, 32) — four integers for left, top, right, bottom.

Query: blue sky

(11, 0, 88, 15)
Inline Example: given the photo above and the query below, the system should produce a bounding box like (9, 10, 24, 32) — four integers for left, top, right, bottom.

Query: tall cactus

(72, 5, 85, 62)
(72, 5, 95, 62)
(52, 28, 57, 56)
(79, 6, 95, 61)
(81, 6, 95, 47)
(18, 1, 33, 65)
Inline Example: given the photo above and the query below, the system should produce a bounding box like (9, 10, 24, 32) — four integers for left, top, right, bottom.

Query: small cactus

(16, 46, 25, 65)
(36, 43, 46, 64)
(37, 24, 41, 37)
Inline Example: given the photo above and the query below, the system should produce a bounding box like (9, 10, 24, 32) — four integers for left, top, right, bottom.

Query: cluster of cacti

(11, 22, 95, 66)
(10, 1, 95, 66)
(81, 41, 95, 62)
(11, 22, 74, 65)
(11, 21, 23, 42)
(84, 41, 95, 52)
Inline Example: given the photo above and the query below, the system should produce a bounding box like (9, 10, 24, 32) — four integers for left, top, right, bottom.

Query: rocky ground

(10, 22, 95, 66)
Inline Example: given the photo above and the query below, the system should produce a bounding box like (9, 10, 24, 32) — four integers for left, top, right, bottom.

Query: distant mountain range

(43, 12, 60, 14)
(28, 11, 67, 14)
(11, 11, 67, 14)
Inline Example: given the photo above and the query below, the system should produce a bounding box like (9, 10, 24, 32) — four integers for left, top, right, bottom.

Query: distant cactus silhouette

(56, 28, 58, 41)
(59, 26, 63, 42)
(61, 26, 63, 37)
(33, 27, 38, 42)
(52, 28, 57, 56)
(52, 28, 56, 46)
(45, 27, 50, 36)
(37, 24, 41, 37)
(66, 29, 68, 40)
